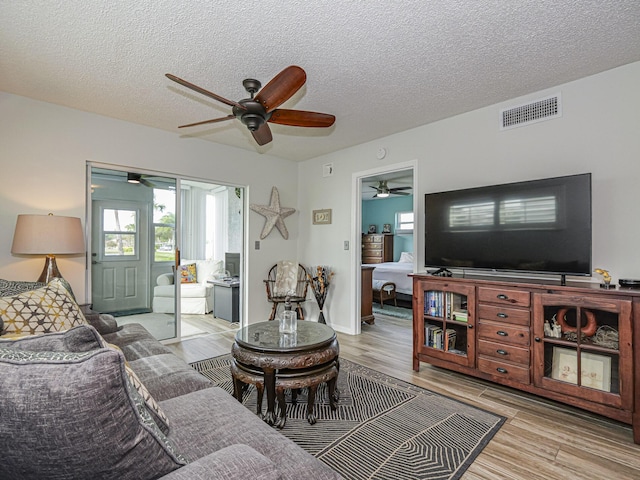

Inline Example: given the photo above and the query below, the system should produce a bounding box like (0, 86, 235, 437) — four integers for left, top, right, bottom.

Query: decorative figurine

(594, 268, 613, 289)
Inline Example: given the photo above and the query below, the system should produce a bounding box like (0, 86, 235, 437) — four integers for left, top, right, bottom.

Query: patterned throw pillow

(0, 346, 186, 479)
(107, 343, 170, 434)
(0, 324, 104, 353)
(179, 263, 197, 283)
(0, 279, 47, 297)
(0, 278, 87, 336)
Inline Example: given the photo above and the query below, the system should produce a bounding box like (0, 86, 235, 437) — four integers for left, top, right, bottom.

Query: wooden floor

(168, 314, 640, 480)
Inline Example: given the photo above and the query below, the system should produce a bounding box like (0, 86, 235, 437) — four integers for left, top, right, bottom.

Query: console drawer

(478, 339, 530, 366)
(478, 287, 530, 308)
(478, 320, 530, 347)
(478, 357, 530, 385)
(477, 304, 530, 326)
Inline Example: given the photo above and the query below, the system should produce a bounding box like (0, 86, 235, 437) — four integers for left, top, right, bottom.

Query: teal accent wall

(362, 196, 413, 261)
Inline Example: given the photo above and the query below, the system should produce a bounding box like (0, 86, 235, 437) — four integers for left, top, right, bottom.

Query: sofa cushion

(160, 445, 280, 480)
(0, 278, 86, 336)
(160, 387, 341, 480)
(83, 311, 120, 335)
(102, 323, 175, 360)
(125, 359, 171, 434)
(189, 259, 225, 282)
(0, 346, 186, 480)
(179, 263, 197, 283)
(0, 323, 104, 352)
(154, 283, 211, 298)
(128, 353, 213, 402)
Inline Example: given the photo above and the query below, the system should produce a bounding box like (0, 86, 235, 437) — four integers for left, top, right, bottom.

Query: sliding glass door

(89, 165, 244, 342)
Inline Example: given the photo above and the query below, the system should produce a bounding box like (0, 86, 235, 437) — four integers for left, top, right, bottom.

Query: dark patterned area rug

(190, 355, 504, 480)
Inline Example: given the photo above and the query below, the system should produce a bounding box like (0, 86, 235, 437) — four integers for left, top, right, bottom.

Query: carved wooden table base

(231, 336, 340, 428)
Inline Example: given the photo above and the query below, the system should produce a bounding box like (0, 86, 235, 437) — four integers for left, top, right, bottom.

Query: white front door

(91, 200, 149, 313)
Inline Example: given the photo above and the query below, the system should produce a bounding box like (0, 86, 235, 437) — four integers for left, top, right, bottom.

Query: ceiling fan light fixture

(377, 192, 390, 198)
(127, 173, 141, 184)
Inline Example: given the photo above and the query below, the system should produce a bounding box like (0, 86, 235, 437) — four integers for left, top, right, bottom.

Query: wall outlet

(344, 240, 349, 250)
(255, 240, 260, 250)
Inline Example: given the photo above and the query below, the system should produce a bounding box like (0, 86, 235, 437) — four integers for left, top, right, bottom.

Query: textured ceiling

(2, 1, 640, 162)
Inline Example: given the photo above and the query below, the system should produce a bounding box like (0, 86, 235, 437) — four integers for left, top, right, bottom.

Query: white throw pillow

(399, 252, 414, 263)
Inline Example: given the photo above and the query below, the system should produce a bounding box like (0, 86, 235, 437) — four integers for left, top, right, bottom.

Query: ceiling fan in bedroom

(165, 65, 335, 146)
(370, 180, 412, 198)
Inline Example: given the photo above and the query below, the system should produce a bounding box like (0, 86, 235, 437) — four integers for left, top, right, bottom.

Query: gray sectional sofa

(0, 280, 342, 480)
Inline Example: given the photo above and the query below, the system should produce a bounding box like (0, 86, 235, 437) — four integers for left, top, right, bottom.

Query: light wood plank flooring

(168, 314, 640, 480)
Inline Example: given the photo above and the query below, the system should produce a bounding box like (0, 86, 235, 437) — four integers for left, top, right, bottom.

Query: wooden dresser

(362, 234, 393, 264)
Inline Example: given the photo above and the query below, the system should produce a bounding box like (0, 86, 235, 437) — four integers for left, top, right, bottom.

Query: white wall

(0, 93, 300, 323)
(298, 61, 640, 334)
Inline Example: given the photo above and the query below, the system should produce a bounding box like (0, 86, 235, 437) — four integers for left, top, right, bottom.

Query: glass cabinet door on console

(532, 294, 633, 410)
(415, 281, 476, 368)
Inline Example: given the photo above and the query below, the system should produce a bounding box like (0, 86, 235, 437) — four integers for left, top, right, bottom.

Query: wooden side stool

(372, 280, 397, 308)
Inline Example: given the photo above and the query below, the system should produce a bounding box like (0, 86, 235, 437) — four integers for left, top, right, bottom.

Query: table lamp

(11, 213, 85, 283)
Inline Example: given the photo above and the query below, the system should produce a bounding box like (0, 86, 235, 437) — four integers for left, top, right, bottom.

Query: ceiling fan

(127, 172, 155, 188)
(165, 66, 335, 146)
(370, 180, 412, 198)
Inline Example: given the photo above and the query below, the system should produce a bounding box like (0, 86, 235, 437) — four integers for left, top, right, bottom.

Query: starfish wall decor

(250, 186, 295, 240)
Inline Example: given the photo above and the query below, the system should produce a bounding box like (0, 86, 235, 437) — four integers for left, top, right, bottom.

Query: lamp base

(37, 255, 62, 284)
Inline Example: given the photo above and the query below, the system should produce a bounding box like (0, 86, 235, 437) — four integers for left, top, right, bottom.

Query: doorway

(88, 165, 245, 342)
(351, 161, 417, 335)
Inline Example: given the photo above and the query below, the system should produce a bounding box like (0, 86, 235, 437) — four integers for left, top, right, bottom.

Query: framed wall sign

(313, 209, 332, 225)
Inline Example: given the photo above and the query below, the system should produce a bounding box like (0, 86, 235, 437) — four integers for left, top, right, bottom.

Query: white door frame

(350, 160, 418, 335)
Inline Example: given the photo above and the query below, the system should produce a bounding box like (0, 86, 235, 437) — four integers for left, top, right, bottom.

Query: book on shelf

(452, 310, 468, 322)
(424, 323, 442, 348)
(444, 328, 456, 351)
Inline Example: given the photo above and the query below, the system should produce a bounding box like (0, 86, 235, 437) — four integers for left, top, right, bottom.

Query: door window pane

(103, 209, 137, 256)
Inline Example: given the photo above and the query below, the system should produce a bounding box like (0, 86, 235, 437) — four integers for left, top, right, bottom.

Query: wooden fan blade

(166, 74, 246, 110)
(255, 66, 306, 113)
(392, 192, 411, 196)
(268, 109, 335, 128)
(389, 186, 412, 192)
(252, 123, 273, 146)
(178, 115, 235, 128)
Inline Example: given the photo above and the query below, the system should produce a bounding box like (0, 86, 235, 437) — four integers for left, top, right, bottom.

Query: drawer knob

(497, 294, 509, 300)
(497, 312, 508, 318)
(496, 367, 508, 374)
(496, 349, 508, 355)
(534, 337, 541, 342)
(497, 330, 508, 336)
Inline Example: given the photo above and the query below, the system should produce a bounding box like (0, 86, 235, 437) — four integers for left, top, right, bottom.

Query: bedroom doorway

(352, 161, 417, 335)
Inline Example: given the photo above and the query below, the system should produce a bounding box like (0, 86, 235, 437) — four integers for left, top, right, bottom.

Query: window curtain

(181, 186, 207, 260)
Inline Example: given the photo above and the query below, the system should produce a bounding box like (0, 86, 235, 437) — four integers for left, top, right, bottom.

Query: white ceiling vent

(500, 93, 561, 130)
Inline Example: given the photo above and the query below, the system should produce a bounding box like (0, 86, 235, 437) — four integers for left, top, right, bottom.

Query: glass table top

(235, 321, 336, 353)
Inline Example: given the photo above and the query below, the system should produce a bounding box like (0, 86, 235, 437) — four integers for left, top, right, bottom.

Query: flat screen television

(424, 173, 592, 280)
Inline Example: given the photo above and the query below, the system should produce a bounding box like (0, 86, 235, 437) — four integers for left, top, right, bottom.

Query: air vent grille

(500, 93, 561, 130)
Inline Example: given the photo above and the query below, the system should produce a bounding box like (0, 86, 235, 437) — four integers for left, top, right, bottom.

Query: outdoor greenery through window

(154, 188, 176, 262)
(103, 209, 137, 256)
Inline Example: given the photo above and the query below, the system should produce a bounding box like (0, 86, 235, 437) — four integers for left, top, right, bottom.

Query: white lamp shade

(11, 214, 85, 255)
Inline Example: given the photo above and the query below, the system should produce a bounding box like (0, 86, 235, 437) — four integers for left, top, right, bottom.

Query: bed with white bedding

(363, 251, 414, 296)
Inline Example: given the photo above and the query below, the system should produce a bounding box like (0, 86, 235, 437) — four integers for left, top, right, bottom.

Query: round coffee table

(231, 320, 339, 428)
